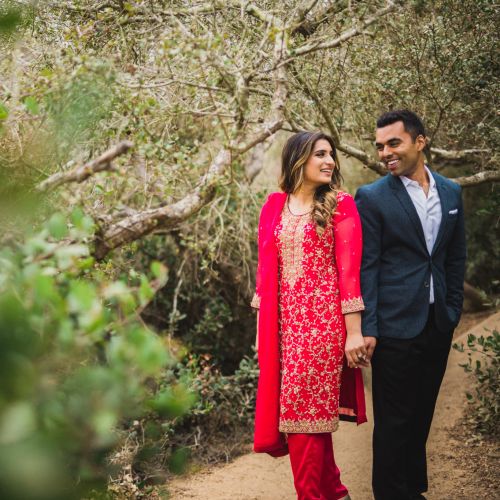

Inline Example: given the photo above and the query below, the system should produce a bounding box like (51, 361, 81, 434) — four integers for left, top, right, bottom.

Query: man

(355, 110, 466, 500)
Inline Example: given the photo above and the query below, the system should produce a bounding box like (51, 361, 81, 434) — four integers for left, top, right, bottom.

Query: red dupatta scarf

(253, 192, 367, 457)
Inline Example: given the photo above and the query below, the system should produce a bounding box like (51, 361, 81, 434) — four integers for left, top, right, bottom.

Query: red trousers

(287, 433, 348, 500)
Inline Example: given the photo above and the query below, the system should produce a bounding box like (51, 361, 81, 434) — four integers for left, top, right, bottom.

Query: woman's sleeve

(251, 204, 265, 309)
(334, 193, 365, 315)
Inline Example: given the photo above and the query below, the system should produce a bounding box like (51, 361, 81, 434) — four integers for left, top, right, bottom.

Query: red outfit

(288, 433, 349, 500)
(276, 192, 365, 432)
(252, 191, 367, 458)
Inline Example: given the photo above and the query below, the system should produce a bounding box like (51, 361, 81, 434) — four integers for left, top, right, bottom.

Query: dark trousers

(371, 307, 453, 500)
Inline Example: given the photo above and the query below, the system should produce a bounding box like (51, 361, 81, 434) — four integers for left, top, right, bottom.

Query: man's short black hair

(376, 109, 426, 141)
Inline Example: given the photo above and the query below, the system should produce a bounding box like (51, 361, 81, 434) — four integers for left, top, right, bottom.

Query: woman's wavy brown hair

(279, 131, 343, 236)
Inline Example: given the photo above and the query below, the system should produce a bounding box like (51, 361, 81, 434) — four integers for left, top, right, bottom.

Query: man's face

(375, 121, 425, 177)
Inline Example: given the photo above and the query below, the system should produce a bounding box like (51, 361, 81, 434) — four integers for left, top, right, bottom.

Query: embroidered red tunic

(253, 191, 365, 435)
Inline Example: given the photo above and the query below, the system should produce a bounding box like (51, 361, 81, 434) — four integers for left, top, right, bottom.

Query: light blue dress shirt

(400, 166, 442, 304)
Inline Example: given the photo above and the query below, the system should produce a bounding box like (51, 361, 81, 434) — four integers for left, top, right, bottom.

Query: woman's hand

(345, 332, 369, 368)
(344, 312, 368, 368)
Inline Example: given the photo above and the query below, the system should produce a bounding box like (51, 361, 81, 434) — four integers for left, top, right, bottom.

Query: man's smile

(385, 158, 399, 171)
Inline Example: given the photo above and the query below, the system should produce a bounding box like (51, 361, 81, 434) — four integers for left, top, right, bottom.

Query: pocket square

(449, 209, 458, 214)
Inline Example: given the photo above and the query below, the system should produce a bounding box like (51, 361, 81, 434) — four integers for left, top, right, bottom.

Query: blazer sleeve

(444, 186, 466, 320)
(334, 193, 365, 315)
(354, 186, 381, 338)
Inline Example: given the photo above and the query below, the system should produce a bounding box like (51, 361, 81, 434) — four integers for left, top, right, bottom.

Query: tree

(0, 1, 497, 493)
(3, 1, 496, 259)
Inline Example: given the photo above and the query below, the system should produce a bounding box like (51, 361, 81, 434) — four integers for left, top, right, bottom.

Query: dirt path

(168, 311, 499, 500)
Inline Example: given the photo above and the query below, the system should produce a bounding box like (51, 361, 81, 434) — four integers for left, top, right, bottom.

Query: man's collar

(401, 165, 435, 189)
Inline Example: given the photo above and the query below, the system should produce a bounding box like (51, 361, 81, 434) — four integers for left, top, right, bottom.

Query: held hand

(345, 332, 369, 369)
(364, 336, 377, 362)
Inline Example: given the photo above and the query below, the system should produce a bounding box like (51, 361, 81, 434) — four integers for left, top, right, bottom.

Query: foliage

(453, 330, 500, 438)
(108, 354, 258, 496)
(0, 208, 183, 499)
(464, 188, 500, 297)
(177, 353, 258, 443)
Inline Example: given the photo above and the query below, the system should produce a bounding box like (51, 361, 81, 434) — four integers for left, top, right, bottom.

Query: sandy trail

(168, 311, 499, 500)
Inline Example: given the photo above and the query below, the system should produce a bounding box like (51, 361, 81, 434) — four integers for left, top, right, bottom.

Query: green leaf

(23, 235, 57, 258)
(103, 281, 130, 299)
(103, 281, 136, 312)
(70, 207, 95, 235)
(168, 447, 190, 475)
(149, 384, 196, 418)
(91, 410, 118, 446)
(130, 327, 169, 373)
(57, 319, 75, 347)
(67, 281, 98, 313)
(47, 213, 68, 240)
(55, 244, 89, 269)
(70, 206, 85, 227)
(123, 2, 135, 13)
(0, 103, 8, 120)
(0, 402, 36, 445)
(0, 8, 22, 35)
(23, 96, 39, 115)
(33, 274, 59, 304)
(151, 261, 168, 284)
(139, 275, 154, 306)
(77, 256, 95, 270)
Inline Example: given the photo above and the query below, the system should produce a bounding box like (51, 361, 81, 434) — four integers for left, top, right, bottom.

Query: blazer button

(424, 281, 429, 288)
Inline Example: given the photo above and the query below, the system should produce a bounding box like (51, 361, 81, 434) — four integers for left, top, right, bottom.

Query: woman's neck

(289, 186, 315, 211)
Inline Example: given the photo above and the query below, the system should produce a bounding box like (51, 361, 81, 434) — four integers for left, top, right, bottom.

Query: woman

(251, 131, 368, 500)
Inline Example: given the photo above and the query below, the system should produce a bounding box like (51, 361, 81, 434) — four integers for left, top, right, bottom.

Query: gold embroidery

(341, 296, 365, 314)
(251, 293, 261, 309)
(278, 208, 310, 288)
(280, 417, 339, 433)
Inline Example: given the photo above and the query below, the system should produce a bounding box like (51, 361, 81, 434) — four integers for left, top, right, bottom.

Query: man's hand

(345, 332, 369, 368)
(364, 336, 377, 362)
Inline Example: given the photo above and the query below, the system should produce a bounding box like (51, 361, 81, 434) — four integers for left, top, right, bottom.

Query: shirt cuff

(341, 297, 365, 314)
(251, 293, 261, 309)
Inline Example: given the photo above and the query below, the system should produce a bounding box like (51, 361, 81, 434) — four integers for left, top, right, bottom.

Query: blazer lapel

(432, 173, 449, 256)
(388, 175, 427, 252)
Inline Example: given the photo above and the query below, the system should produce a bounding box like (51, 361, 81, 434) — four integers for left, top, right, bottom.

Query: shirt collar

(401, 165, 435, 190)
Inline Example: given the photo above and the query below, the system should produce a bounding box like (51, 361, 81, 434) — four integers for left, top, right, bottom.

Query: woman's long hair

(279, 131, 343, 236)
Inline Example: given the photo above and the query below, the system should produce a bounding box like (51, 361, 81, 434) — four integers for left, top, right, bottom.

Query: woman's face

(301, 139, 336, 189)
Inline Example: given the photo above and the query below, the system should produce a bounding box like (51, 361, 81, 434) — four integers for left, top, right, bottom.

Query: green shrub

(453, 329, 500, 438)
(105, 353, 258, 497)
(0, 210, 193, 500)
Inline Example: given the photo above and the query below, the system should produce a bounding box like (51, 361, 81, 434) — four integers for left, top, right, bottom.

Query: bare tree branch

(431, 147, 491, 165)
(245, 141, 268, 182)
(232, 119, 283, 154)
(94, 148, 232, 260)
(452, 169, 500, 187)
(36, 141, 134, 192)
(292, 1, 349, 37)
(463, 281, 493, 311)
(294, 0, 320, 25)
(242, 1, 281, 25)
(279, 0, 399, 66)
(94, 7, 290, 259)
(337, 143, 387, 175)
(293, 69, 386, 175)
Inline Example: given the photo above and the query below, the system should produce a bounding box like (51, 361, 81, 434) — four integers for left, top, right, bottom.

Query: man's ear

(415, 134, 427, 152)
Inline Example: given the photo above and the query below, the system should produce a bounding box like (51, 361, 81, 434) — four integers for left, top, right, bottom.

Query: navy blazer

(355, 171, 466, 339)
